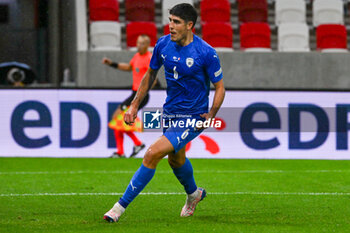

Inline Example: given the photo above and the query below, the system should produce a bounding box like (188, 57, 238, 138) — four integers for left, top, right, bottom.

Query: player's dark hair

(169, 3, 197, 29)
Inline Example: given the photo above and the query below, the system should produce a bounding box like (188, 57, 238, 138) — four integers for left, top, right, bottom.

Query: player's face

(136, 36, 150, 54)
(169, 15, 193, 44)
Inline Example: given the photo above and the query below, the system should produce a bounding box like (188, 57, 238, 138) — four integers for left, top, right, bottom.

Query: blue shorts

(162, 114, 204, 154)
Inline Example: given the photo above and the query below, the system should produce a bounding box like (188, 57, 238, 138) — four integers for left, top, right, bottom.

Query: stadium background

(2, 1, 350, 232)
(1, 0, 350, 89)
(1, 0, 350, 159)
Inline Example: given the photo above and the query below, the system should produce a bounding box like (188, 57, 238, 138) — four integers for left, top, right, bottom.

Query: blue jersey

(150, 34, 223, 115)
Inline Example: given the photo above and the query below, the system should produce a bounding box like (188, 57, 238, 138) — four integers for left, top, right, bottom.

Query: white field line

(1, 191, 350, 197)
(0, 169, 350, 175)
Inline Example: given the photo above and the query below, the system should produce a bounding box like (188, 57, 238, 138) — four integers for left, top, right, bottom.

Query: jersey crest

(186, 57, 194, 68)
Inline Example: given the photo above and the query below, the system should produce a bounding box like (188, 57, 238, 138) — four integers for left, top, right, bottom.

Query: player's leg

(104, 135, 174, 222)
(168, 149, 206, 217)
(168, 148, 196, 194)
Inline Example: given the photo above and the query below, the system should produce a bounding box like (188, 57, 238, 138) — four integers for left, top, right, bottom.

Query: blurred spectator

(0, 61, 36, 86)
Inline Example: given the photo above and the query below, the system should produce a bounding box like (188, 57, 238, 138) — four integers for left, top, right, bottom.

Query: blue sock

(172, 158, 197, 194)
(118, 164, 155, 208)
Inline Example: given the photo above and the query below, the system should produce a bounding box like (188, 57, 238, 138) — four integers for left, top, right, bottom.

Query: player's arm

(201, 47, 226, 120)
(132, 68, 158, 108)
(150, 77, 160, 89)
(102, 57, 132, 71)
(208, 79, 225, 118)
(124, 68, 158, 125)
(198, 79, 225, 130)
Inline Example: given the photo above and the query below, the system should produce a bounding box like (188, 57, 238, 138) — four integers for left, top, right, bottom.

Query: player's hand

(124, 106, 137, 125)
(196, 113, 211, 131)
(102, 57, 112, 65)
(200, 113, 210, 120)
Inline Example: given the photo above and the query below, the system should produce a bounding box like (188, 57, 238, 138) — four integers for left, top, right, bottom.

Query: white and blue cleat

(103, 209, 121, 223)
(180, 187, 206, 217)
(103, 202, 125, 223)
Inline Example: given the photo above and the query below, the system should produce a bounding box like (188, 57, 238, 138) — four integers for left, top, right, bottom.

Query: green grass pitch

(1, 158, 350, 233)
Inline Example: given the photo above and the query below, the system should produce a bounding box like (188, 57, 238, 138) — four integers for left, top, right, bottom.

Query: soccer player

(102, 35, 153, 158)
(104, 3, 225, 222)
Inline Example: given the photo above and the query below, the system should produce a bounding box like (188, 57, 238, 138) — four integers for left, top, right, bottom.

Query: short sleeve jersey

(149, 34, 223, 115)
(130, 51, 152, 91)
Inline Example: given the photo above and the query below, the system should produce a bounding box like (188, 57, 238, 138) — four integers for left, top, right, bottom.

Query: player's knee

(143, 147, 162, 167)
(167, 157, 177, 168)
(168, 156, 185, 169)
